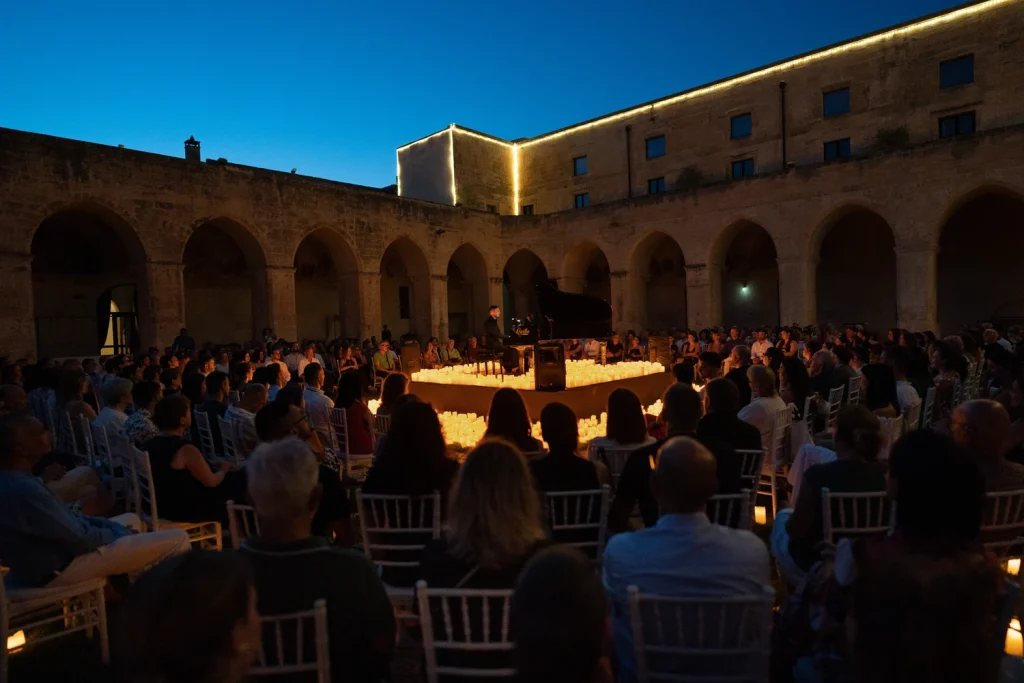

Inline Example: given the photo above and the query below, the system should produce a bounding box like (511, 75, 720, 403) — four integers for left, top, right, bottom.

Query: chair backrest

(251, 599, 330, 683)
(981, 489, 1024, 559)
(193, 409, 216, 460)
(847, 376, 860, 406)
(127, 444, 159, 528)
(770, 407, 792, 468)
(105, 428, 133, 504)
(590, 443, 644, 491)
(374, 413, 391, 439)
(952, 377, 963, 408)
(356, 492, 442, 567)
(90, 422, 113, 474)
(920, 386, 936, 430)
(322, 407, 349, 455)
(217, 416, 241, 466)
(903, 399, 922, 431)
(543, 487, 611, 558)
(415, 581, 516, 683)
(226, 501, 260, 550)
(229, 390, 240, 406)
(56, 410, 79, 456)
(627, 587, 773, 683)
(707, 490, 752, 530)
(821, 488, 893, 545)
(826, 386, 845, 431)
(876, 415, 904, 461)
(77, 413, 95, 462)
(735, 449, 765, 490)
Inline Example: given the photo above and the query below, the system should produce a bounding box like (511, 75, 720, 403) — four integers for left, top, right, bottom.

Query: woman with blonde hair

(419, 439, 548, 586)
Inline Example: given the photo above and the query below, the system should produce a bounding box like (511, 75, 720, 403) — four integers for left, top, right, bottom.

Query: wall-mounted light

(741, 283, 750, 296)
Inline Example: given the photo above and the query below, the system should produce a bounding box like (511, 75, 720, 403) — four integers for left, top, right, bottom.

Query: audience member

(363, 400, 459, 498)
(779, 356, 812, 418)
(484, 387, 543, 453)
(376, 372, 409, 417)
(724, 345, 753, 407)
(226, 382, 268, 458)
(590, 387, 655, 454)
(264, 347, 290, 387)
(809, 350, 844, 401)
(698, 377, 762, 453)
(160, 367, 182, 395)
(302, 362, 334, 413)
(95, 377, 132, 429)
(530, 402, 600, 493)
(860, 363, 901, 417)
(372, 340, 397, 377)
(335, 370, 374, 456)
(952, 399, 1024, 491)
(122, 380, 162, 447)
(738, 365, 787, 448)
(883, 345, 922, 416)
(0, 384, 28, 413)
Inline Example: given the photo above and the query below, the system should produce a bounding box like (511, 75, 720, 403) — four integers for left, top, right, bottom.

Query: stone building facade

(1, 0, 1022, 360)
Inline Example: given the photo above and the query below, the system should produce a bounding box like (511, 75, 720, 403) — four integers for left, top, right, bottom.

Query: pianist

(483, 305, 519, 373)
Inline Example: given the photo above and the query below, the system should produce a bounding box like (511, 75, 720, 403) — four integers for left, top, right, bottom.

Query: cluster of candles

(410, 359, 665, 389)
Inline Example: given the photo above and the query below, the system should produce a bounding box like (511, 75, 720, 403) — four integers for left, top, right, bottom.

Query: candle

(1008, 558, 1020, 577)
(7, 630, 25, 652)
(1007, 618, 1023, 657)
(754, 506, 768, 526)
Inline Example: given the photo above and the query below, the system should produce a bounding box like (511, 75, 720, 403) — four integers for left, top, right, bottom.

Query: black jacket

(483, 317, 505, 350)
(725, 364, 753, 408)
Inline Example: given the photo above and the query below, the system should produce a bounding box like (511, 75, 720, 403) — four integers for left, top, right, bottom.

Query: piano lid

(534, 281, 612, 340)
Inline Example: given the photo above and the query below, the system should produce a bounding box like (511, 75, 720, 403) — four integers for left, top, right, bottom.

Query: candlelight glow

(411, 359, 665, 390)
(754, 506, 768, 525)
(7, 629, 25, 651)
(1007, 618, 1023, 657)
(1008, 558, 1020, 577)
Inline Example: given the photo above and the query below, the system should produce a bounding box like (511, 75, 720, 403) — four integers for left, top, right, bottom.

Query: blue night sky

(2, 0, 962, 188)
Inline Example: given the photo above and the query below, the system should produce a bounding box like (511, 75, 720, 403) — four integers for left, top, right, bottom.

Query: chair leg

(770, 474, 778, 521)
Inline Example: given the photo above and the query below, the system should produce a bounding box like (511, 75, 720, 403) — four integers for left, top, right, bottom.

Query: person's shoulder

(708, 525, 771, 559)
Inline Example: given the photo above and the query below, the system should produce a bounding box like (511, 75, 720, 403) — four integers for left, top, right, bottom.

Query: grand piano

(509, 281, 613, 343)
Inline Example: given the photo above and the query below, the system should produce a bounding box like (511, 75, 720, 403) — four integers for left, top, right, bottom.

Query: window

(574, 193, 590, 209)
(573, 156, 588, 176)
(939, 111, 976, 138)
(648, 177, 665, 194)
(731, 158, 755, 179)
(940, 54, 974, 88)
(823, 88, 850, 117)
(398, 286, 410, 320)
(823, 138, 852, 162)
(646, 136, 665, 159)
(730, 113, 752, 139)
(486, 204, 497, 214)
(521, 204, 534, 216)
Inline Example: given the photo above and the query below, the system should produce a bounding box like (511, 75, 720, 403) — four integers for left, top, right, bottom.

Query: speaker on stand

(534, 343, 566, 392)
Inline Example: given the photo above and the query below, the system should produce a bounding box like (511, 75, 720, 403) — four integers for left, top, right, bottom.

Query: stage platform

(409, 371, 673, 419)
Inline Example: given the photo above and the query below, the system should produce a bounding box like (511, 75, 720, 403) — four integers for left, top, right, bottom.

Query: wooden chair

(416, 581, 516, 683)
(543, 486, 611, 560)
(250, 599, 330, 683)
(821, 488, 893, 545)
(1, 570, 109, 680)
(126, 444, 223, 550)
(193, 409, 217, 460)
(981, 489, 1024, 560)
(707, 490, 753, 530)
(226, 500, 260, 550)
(356, 492, 441, 602)
(627, 586, 773, 683)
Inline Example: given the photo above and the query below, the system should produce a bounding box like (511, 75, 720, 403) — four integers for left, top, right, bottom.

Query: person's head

(302, 362, 323, 389)
(1, 363, 23, 387)
(240, 382, 268, 414)
(247, 436, 322, 536)
(512, 546, 608, 683)
(141, 363, 161, 382)
(231, 362, 254, 389)
(114, 551, 259, 683)
(983, 328, 999, 345)
(448, 439, 544, 569)
(539, 402, 578, 454)
(764, 346, 783, 372)
(704, 377, 740, 415)
(832, 405, 883, 462)
(468, 336, 478, 348)
(756, 329, 767, 342)
(378, 340, 390, 355)
(611, 333, 620, 345)
(254, 400, 303, 442)
(205, 371, 230, 401)
(746, 365, 777, 399)
(81, 357, 97, 375)
(833, 345, 853, 367)
(101, 377, 133, 411)
(888, 430, 983, 551)
(712, 330, 721, 341)
(182, 372, 206, 407)
(729, 345, 751, 367)
(952, 399, 1011, 462)
(380, 399, 448, 471)
(810, 349, 836, 376)
(485, 387, 534, 444)
(303, 344, 315, 360)
(729, 326, 740, 340)
(132, 380, 163, 414)
(660, 383, 702, 435)
(198, 353, 216, 376)
(0, 385, 28, 414)
(379, 372, 409, 410)
(605, 388, 648, 444)
(217, 350, 230, 366)
(273, 385, 304, 410)
(672, 361, 695, 385)
(160, 367, 182, 393)
(489, 305, 501, 319)
(651, 436, 719, 515)
(884, 345, 910, 381)
(270, 347, 282, 361)
(0, 413, 51, 471)
(56, 369, 89, 405)
(930, 340, 957, 373)
(335, 369, 363, 409)
(697, 351, 722, 381)
(153, 394, 192, 433)
(860, 363, 900, 413)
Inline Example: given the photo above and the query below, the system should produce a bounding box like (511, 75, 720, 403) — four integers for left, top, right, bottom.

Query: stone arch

(561, 240, 611, 302)
(630, 231, 687, 332)
(812, 205, 897, 331)
(31, 201, 150, 358)
(502, 249, 550, 322)
(379, 235, 432, 339)
(292, 228, 361, 341)
(938, 186, 1024, 332)
(712, 220, 779, 327)
(182, 217, 268, 345)
(446, 243, 489, 341)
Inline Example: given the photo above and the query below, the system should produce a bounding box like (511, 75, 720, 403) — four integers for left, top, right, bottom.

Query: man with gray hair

(810, 349, 844, 401)
(240, 437, 395, 682)
(95, 377, 133, 429)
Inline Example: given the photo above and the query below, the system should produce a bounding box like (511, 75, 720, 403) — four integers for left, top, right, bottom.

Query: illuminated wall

(397, 129, 454, 206)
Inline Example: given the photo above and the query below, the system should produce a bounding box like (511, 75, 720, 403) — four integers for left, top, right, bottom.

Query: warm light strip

(451, 126, 514, 148)
(517, 0, 1011, 147)
(448, 125, 457, 206)
(512, 144, 520, 215)
(395, 148, 402, 196)
(396, 128, 450, 153)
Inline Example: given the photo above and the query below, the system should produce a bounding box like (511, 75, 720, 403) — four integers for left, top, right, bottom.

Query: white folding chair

(825, 385, 845, 432)
(736, 448, 765, 522)
(981, 489, 1024, 560)
(0, 572, 109, 680)
(373, 413, 391, 440)
(217, 416, 244, 467)
(757, 406, 792, 521)
(903, 399, 922, 432)
(821, 488, 893, 545)
(707, 490, 753, 530)
(952, 377, 963, 409)
(226, 500, 260, 550)
(77, 413, 95, 462)
(193, 409, 217, 460)
(126, 444, 223, 550)
(919, 386, 936, 430)
(228, 390, 240, 406)
(323, 407, 373, 480)
(416, 581, 516, 683)
(250, 599, 330, 683)
(627, 587, 773, 683)
(89, 422, 112, 475)
(589, 443, 644, 492)
(846, 376, 860, 406)
(543, 486, 611, 560)
(876, 415, 904, 461)
(55, 410, 79, 457)
(357, 492, 441, 603)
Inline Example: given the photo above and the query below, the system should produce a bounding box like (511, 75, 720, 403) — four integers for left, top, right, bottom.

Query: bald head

(952, 399, 1011, 461)
(241, 382, 268, 413)
(652, 436, 719, 514)
(0, 385, 27, 414)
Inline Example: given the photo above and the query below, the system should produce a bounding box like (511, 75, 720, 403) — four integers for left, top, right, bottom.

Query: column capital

(265, 264, 296, 274)
(0, 250, 33, 265)
(609, 270, 628, 280)
(431, 274, 448, 283)
(893, 244, 939, 256)
(489, 277, 504, 285)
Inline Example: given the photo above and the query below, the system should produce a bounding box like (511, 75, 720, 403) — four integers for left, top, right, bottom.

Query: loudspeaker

(400, 340, 421, 376)
(534, 343, 566, 392)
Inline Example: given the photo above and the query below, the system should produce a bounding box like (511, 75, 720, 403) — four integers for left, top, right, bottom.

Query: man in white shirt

(94, 379, 133, 430)
(284, 343, 304, 375)
(737, 365, 788, 449)
(750, 329, 772, 363)
(297, 343, 325, 377)
(603, 437, 773, 682)
(225, 383, 268, 460)
(583, 338, 601, 360)
(984, 328, 1012, 351)
(264, 348, 290, 387)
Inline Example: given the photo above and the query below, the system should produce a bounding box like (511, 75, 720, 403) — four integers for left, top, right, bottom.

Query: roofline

(396, 126, 451, 153)
(451, 125, 513, 148)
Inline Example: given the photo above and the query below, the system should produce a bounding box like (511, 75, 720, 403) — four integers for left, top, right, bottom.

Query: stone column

(430, 274, 449, 342)
(356, 272, 382, 342)
(141, 261, 185, 352)
(0, 252, 37, 360)
(685, 263, 721, 329)
(260, 266, 297, 342)
(777, 257, 816, 327)
(488, 277, 505, 314)
(896, 246, 938, 333)
(609, 270, 634, 335)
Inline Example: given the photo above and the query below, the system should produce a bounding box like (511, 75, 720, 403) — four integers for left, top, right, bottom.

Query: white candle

(1008, 558, 1020, 576)
(1007, 619, 1023, 657)
(7, 630, 25, 652)
(754, 506, 768, 525)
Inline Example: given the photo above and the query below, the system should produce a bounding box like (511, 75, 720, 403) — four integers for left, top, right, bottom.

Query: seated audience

(606, 333, 624, 363)
(114, 551, 260, 683)
(160, 367, 182, 395)
(363, 400, 459, 498)
(626, 336, 644, 361)
(833, 346, 860, 388)
(240, 438, 394, 683)
(372, 340, 397, 377)
(590, 387, 656, 454)
(0, 384, 28, 414)
(422, 340, 442, 369)
(883, 345, 922, 417)
(302, 362, 334, 423)
(724, 345, 753, 407)
(738, 365, 787, 448)
(512, 546, 612, 683)
(809, 349, 845, 401)
(779, 356, 812, 418)
(334, 370, 374, 456)
(697, 377, 763, 453)
(566, 338, 583, 360)
(0, 413, 190, 589)
(439, 338, 462, 365)
(483, 387, 543, 454)
(952, 399, 1024, 491)
(375, 372, 409, 417)
(602, 436, 774, 683)
(202, 370, 230, 454)
(672, 360, 695, 385)
(122, 380, 162, 447)
(55, 370, 97, 444)
(860, 363, 901, 417)
(530, 402, 600, 493)
(94, 377, 133, 430)
(225, 382, 268, 459)
(583, 337, 601, 359)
